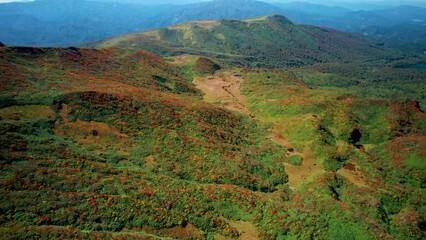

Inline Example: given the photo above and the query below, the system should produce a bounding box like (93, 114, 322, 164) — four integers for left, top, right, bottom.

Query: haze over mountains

(1, 0, 425, 53)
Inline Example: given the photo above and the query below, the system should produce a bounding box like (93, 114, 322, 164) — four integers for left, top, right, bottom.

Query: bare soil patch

(193, 72, 324, 189)
(54, 104, 129, 148)
(228, 220, 259, 240)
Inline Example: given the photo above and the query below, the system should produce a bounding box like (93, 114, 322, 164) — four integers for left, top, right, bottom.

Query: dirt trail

(193, 72, 324, 189)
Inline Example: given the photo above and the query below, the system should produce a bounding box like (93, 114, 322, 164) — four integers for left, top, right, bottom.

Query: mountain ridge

(88, 14, 394, 68)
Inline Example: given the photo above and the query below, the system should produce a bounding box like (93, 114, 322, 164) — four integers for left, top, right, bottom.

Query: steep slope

(89, 15, 394, 68)
(0, 45, 200, 104)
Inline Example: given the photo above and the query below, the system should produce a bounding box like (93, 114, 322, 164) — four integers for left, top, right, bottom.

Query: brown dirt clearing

(54, 104, 129, 149)
(193, 72, 324, 189)
(228, 220, 259, 240)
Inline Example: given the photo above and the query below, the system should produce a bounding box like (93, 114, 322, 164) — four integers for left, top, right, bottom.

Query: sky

(0, 0, 425, 7)
(0, 0, 420, 2)
(0, 0, 34, 2)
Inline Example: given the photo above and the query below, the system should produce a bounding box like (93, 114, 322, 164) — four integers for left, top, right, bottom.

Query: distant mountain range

(147, 0, 284, 28)
(0, 0, 166, 46)
(1, 0, 425, 53)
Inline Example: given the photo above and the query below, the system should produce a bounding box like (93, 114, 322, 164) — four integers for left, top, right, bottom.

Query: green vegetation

(0, 45, 288, 239)
(240, 67, 425, 239)
(296, 63, 426, 110)
(1, 13, 425, 239)
(194, 56, 222, 75)
(285, 155, 303, 166)
(88, 15, 394, 68)
(405, 154, 426, 170)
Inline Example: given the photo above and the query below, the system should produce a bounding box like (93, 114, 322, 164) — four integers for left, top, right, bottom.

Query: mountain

(89, 14, 393, 68)
(1, 0, 426, 52)
(276, 1, 351, 17)
(319, 5, 426, 32)
(0, 0, 165, 46)
(272, 4, 426, 33)
(362, 23, 426, 53)
(273, 3, 426, 53)
(0, 0, 284, 47)
(147, 0, 284, 28)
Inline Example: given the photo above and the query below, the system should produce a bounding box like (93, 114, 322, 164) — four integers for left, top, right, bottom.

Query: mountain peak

(242, 14, 294, 26)
(266, 14, 293, 25)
